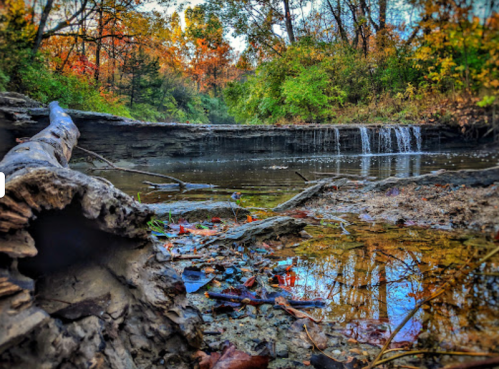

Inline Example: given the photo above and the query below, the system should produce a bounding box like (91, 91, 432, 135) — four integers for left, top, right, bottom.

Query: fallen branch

(304, 324, 337, 362)
(374, 350, 498, 367)
(442, 356, 499, 369)
(76, 146, 212, 189)
(364, 166, 499, 192)
(143, 181, 214, 190)
(273, 179, 347, 212)
(295, 171, 309, 182)
(206, 292, 326, 308)
(366, 245, 499, 369)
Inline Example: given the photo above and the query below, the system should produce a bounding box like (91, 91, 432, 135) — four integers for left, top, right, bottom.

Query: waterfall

(378, 127, 392, 153)
(333, 127, 341, 155)
(395, 127, 412, 153)
(412, 126, 422, 152)
(359, 127, 371, 155)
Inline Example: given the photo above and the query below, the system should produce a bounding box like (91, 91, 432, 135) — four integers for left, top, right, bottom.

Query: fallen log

(203, 216, 306, 247)
(273, 178, 347, 212)
(143, 180, 215, 191)
(207, 292, 326, 308)
(0, 102, 202, 368)
(147, 200, 250, 221)
(364, 166, 499, 193)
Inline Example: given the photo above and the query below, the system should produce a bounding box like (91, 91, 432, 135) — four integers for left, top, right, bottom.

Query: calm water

(84, 150, 499, 208)
(277, 219, 499, 352)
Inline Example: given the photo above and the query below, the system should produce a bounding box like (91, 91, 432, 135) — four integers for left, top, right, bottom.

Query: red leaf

(212, 217, 222, 223)
(198, 343, 269, 369)
(243, 276, 256, 288)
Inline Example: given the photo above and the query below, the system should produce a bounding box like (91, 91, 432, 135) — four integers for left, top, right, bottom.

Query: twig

(75, 146, 188, 188)
(443, 356, 499, 369)
(304, 324, 338, 362)
(375, 350, 498, 367)
(367, 245, 499, 369)
(295, 171, 309, 182)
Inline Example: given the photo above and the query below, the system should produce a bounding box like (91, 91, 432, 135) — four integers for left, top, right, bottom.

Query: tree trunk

(379, 0, 386, 32)
(0, 102, 202, 367)
(283, 0, 296, 44)
(326, 0, 349, 45)
(32, 0, 55, 56)
(94, 2, 103, 82)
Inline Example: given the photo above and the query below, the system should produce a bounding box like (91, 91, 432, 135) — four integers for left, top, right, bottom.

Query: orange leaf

(187, 229, 218, 236)
(247, 215, 254, 223)
(274, 296, 323, 323)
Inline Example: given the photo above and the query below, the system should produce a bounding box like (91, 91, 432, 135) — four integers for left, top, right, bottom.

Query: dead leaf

(243, 276, 256, 288)
(347, 338, 358, 344)
(188, 229, 218, 236)
(274, 296, 323, 323)
(349, 348, 362, 355)
(198, 343, 269, 369)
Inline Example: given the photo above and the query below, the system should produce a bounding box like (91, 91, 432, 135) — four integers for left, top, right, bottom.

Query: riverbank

(303, 166, 499, 234)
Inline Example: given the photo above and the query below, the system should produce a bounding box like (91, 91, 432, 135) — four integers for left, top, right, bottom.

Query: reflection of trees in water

(293, 228, 499, 348)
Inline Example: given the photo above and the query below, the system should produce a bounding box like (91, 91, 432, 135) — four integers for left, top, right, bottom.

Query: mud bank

(302, 167, 499, 234)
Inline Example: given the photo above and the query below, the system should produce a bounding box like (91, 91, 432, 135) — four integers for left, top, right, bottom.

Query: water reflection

(82, 151, 498, 206)
(286, 223, 499, 350)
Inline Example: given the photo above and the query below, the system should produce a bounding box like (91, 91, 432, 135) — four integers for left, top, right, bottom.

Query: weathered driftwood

(363, 166, 499, 192)
(143, 180, 215, 191)
(207, 292, 326, 307)
(147, 200, 250, 222)
(0, 102, 202, 368)
(273, 178, 348, 212)
(204, 216, 306, 247)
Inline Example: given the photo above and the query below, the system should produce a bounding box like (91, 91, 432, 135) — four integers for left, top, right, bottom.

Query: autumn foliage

(0, 0, 497, 125)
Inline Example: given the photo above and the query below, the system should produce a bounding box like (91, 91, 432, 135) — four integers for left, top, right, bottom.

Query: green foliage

(17, 58, 131, 116)
(477, 95, 496, 108)
(225, 40, 420, 124)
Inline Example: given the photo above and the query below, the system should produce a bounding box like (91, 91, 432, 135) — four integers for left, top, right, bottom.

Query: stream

(79, 148, 499, 367)
(87, 149, 498, 208)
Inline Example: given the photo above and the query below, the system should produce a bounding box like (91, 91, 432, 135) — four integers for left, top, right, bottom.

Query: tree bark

(32, 0, 55, 56)
(326, 0, 349, 44)
(283, 0, 296, 44)
(0, 102, 202, 367)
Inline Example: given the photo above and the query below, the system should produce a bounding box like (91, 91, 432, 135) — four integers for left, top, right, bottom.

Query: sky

(144, 0, 247, 53)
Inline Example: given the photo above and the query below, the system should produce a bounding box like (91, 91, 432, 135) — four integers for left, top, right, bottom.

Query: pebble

(202, 315, 214, 323)
(259, 305, 272, 314)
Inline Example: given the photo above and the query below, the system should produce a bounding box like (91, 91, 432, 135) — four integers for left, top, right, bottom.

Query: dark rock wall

(0, 93, 482, 162)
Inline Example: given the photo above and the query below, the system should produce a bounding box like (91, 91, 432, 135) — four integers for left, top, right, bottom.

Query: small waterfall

(378, 127, 392, 153)
(359, 127, 371, 155)
(412, 126, 422, 152)
(395, 127, 412, 153)
(333, 127, 341, 155)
